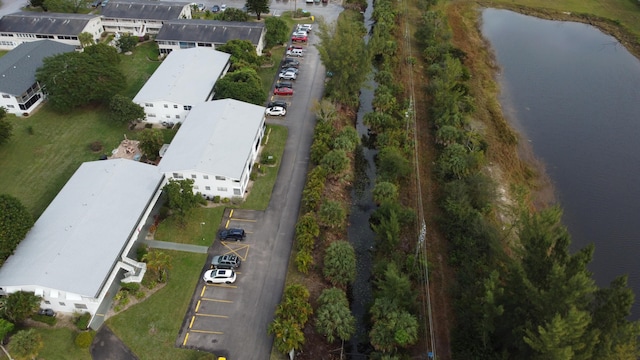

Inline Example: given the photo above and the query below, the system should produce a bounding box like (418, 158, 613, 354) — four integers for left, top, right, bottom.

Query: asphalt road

(176, 20, 336, 359)
(0, 0, 27, 16)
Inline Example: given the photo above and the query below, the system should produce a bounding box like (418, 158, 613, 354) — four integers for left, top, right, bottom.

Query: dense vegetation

(416, 2, 640, 358)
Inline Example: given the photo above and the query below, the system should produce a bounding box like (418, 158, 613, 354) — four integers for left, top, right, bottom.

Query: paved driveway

(176, 20, 330, 359)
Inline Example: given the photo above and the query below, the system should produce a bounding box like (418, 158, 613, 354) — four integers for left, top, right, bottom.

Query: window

(59, 302, 66, 306)
(215, 176, 225, 181)
(193, 185, 199, 190)
(234, 188, 241, 195)
(203, 175, 209, 179)
(183, 105, 192, 110)
(217, 187, 227, 192)
(148, 113, 156, 117)
(172, 173, 184, 179)
(191, 174, 196, 179)
(44, 300, 51, 304)
(164, 104, 168, 108)
(175, 115, 180, 119)
(165, 115, 170, 118)
(145, 103, 153, 107)
(205, 186, 211, 190)
(2, 95, 9, 98)
(173, 105, 178, 109)
(74, 303, 88, 309)
(6, 105, 14, 108)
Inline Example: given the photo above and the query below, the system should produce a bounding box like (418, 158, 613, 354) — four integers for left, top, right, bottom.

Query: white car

(203, 269, 236, 284)
(297, 24, 313, 32)
(281, 67, 299, 74)
(220, 3, 227, 11)
(265, 106, 287, 116)
(292, 30, 308, 37)
(279, 70, 297, 80)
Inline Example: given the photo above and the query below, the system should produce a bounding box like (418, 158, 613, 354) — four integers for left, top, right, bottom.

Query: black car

(275, 81, 293, 89)
(267, 100, 288, 109)
(282, 58, 300, 67)
(38, 308, 55, 317)
(211, 254, 242, 269)
(218, 228, 246, 241)
(211, 4, 220, 12)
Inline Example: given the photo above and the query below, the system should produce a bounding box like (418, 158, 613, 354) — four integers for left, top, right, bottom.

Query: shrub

(136, 246, 148, 262)
(121, 282, 140, 292)
(144, 123, 153, 129)
(318, 200, 346, 229)
(74, 331, 96, 349)
(321, 149, 349, 176)
(75, 312, 91, 330)
(261, 151, 276, 165)
(295, 249, 314, 274)
(323, 241, 356, 286)
(222, 197, 230, 204)
(213, 196, 221, 203)
(89, 141, 103, 152)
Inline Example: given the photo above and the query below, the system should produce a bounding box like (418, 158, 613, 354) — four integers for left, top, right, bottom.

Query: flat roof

(0, 159, 163, 298)
(158, 99, 265, 179)
(132, 47, 230, 106)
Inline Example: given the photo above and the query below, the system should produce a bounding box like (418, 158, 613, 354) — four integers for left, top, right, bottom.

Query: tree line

(416, 3, 640, 358)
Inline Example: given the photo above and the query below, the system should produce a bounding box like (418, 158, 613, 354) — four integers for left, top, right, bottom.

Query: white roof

(132, 48, 230, 106)
(0, 159, 163, 298)
(159, 99, 265, 179)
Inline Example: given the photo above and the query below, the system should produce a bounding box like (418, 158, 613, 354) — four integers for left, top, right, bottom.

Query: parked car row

(202, 228, 247, 285)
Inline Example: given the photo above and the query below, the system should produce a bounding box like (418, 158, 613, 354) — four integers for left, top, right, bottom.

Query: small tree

(320, 149, 349, 177)
(0, 108, 13, 146)
(43, 0, 89, 13)
(109, 95, 145, 125)
(142, 249, 173, 282)
(163, 179, 202, 223)
(0, 194, 34, 264)
(117, 34, 139, 53)
(1, 291, 41, 323)
(245, 0, 269, 20)
(264, 17, 289, 48)
(217, 8, 249, 21)
(78, 32, 94, 48)
(369, 298, 419, 353)
(323, 241, 356, 287)
(372, 182, 398, 205)
(315, 288, 355, 343)
(213, 68, 266, 105)
(0, 319, 15, 343)
(318, 200, 346, 229)
(138, 128, 164, 161)
(8, 329, 43, 360)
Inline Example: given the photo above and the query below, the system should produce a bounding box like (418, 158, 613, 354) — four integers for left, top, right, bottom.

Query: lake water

(481, 8, 640, 317)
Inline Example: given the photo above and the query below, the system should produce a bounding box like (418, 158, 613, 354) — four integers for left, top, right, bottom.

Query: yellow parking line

(205, 283, 237, 289)
(195, 300, 201, 313)
(190, 329, 223, 335)
(229, 209, 234, 218)
(225, 219, 230, 228)
(189, 316, 195, 329)
(196, 313, 229, 318)
(200, 286, 206, 297)
(183, 333, 189, 346)
(229, 218, 257, 222)
(201, 298, 233, 303)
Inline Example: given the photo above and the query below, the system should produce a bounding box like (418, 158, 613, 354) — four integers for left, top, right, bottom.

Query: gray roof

(156, 20, 265, 46)
(0, 11, 98, 35)
(133, 47, 230, 105)
(0, 40, 76, 96)
(159, 99, 265, 179)
(102, 0, 190, 20)
(0, 159, 163, 298)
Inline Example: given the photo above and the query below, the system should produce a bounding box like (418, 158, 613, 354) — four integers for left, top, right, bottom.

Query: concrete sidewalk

(140, 239, 208, 254)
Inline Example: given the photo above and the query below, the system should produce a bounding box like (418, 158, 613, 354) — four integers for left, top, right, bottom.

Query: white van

(290, 48, 304, 57)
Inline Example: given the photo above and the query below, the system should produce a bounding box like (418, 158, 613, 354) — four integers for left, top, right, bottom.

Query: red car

(274, 87, 294, 96)
(291, 35, 308, 42)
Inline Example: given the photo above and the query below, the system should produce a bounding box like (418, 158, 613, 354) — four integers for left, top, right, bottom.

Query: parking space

(178, 208, 266, 353)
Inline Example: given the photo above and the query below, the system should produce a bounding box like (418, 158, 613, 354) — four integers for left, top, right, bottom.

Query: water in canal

(481, 8, 640, 317)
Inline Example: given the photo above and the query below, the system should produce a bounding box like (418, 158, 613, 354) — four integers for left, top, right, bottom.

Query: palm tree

(142, 249, 173, 282)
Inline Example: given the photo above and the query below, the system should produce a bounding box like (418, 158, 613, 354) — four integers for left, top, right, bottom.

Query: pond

(482, 8, 640, 317)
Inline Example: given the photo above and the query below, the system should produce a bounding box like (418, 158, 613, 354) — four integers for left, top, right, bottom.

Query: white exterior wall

(156, 40, 214, 55)
(139, 100, 192, 124)
(2, 285, 100, 316)
(102, 6, 191, 37)
(164, 118, 265, 200)
(0, 17, 102, 51)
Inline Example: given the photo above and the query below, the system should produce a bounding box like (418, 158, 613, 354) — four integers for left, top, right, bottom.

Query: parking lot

(177, 19, 329, 359)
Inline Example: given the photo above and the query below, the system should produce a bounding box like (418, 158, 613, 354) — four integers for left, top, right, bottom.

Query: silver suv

(210, 254, 241, 269)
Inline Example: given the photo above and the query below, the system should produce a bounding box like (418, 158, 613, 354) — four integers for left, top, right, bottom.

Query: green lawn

(241, 125, 288, 210)
(107, 251, 209, 360)
(486, 0, 640, 37)
(0, 42, 162, 218)
(36, 327, 91, 360)
(155, 207, 226, 245)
